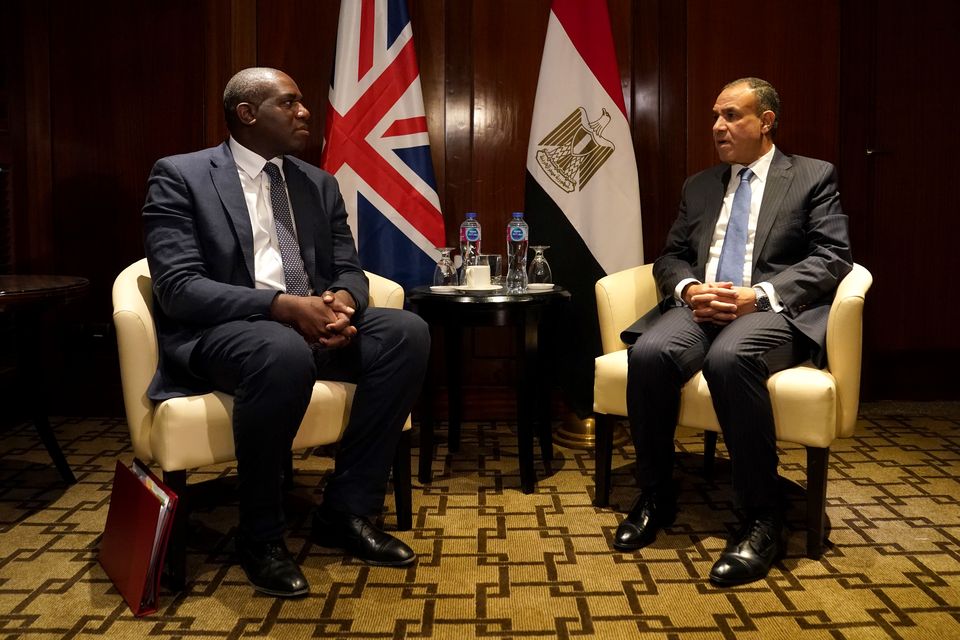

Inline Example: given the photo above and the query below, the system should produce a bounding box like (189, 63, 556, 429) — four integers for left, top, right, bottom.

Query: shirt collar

(731, 144, 776, 184)
(228, 136, 284, 179)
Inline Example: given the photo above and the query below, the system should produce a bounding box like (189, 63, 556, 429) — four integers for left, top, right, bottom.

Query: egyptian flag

(524, 0, 643, 416)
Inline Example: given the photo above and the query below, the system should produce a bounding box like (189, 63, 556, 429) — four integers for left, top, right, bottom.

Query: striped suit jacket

(621, 149, 853, 367)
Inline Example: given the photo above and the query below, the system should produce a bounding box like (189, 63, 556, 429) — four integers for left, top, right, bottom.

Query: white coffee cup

(465, 264, 491, 288)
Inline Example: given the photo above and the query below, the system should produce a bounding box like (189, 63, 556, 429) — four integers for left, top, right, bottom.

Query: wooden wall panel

(839, 0, 960, 398)
(47, 2, 207, 314)
(470, 0, 549, 257)
(441, 0, 476, 249)
(870, 0, 957, 352)
(685, 0, 841, 174)
(608, 0, 634, 117)
(632, 0, 688, 261)
(2, 1, 212, 415)
(411, 0, 447, 231)
(256, 0, 340, 169)
(5, 1, 53, 273)
(204, 0, 257, 147)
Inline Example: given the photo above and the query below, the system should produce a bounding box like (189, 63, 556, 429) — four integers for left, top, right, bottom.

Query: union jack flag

(322, 0, 445, 291)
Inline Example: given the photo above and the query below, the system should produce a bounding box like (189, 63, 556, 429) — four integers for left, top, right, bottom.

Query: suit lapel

(210, 143, 256, 283)
(698, 165, 731, 267)
(282, 159, 320, 285)
(753, 150, 794, 262)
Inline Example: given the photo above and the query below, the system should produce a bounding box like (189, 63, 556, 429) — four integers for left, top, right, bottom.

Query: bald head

(221, 67, 311, 160)
(223, 67, 284, 132)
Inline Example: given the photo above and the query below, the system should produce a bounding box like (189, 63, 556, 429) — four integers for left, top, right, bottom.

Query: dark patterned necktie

(263, 162, 310, 296)
(716, 167, 754, 286)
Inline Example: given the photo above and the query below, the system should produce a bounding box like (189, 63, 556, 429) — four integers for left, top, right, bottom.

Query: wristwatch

(753, 286, 771, 312)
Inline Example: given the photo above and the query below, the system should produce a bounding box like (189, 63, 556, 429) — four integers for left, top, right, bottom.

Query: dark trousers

(626, 306, 807, 511)
(190, 307, 430, 541)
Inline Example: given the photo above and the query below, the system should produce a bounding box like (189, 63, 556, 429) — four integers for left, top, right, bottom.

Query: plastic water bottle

(459, 212, 482, 283)
(505, 211, 529, 293)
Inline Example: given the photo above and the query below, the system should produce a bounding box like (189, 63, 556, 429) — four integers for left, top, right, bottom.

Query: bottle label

(465, 228, 480, 242)
(509, 226, 527, 242)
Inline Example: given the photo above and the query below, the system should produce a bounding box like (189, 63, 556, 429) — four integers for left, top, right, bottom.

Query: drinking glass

(527, 246, 553, 284)
(433, 247, 458, 286)
(480, 254, 503, 285)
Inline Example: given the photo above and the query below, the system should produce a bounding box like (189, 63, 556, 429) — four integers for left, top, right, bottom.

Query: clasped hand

(683, 282, 756, 326)
(270, 290, 357, 348)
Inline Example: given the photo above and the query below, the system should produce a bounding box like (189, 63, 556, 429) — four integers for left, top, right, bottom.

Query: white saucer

(527, 283, 555, 291)
(430, 285, 457, 293)
(453, 284, 502, 292)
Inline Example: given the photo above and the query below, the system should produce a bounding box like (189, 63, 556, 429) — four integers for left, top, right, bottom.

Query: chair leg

(417, 413, 435, 485)
(33, 415, 77, 484)
(162, 470, 188, 592)
(703, 431, 718, 478)
(806, 446, 830, 559)
(594, 414, 616, 507)
(393, 430, 413, 531)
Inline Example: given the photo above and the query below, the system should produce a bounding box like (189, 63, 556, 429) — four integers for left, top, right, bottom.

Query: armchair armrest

(112, 258, 157, 461)
(365, 271, 404, 310)
(595, 264, 659, 354)
(826, 263, 873, 437)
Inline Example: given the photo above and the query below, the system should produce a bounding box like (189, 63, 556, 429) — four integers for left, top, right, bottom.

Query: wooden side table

(0, 275, 90, 484)
(408, 286, 570, 493)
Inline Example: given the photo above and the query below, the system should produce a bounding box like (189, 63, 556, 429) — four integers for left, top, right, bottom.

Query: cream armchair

(112, 258, 412, 588)
(593, 263, 872, 558)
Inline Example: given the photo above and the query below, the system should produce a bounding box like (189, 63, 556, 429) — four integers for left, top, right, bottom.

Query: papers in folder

(98, 459, 179, 617)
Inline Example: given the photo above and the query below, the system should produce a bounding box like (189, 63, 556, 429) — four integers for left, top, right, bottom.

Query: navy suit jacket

(142, 142, 369, 399)
(621, 150, 852, 366)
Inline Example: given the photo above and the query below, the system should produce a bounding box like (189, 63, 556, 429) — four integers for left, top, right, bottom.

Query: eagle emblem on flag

(535, 107, 615, 193)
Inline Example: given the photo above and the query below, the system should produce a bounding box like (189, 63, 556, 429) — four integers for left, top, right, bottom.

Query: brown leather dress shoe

(709, 515, 786, 586)
(312, 504, 416, 567)
(236, 537, 309, 597)
(613, 490, 676, 551)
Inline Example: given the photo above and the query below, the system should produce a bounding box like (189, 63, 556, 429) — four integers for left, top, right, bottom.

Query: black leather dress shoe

(709, 516, 785, 587)
(236, 538, 309, 597)
(312, 505, 416, 567)
(613, 490, 676, 551)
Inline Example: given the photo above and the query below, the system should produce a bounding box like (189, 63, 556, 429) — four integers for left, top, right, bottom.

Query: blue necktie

(716, 167, 754, 285)
(263, 163, 310, 296)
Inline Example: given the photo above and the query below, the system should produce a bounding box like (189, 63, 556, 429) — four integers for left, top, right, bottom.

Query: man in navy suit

(143, 68, 430, 597)
(614, 78, 852, 586)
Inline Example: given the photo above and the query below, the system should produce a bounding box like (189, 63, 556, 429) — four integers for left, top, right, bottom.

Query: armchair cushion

(594, 350, 839, 448)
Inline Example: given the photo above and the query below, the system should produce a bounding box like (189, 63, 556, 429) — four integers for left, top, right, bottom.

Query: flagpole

(524, 0, 643, 452)
(554, 412, 628, 450)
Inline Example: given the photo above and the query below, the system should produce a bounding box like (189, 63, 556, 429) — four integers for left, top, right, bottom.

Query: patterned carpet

(0, 404, 958, 639)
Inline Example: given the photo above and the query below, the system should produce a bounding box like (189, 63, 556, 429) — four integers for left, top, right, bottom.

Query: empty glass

(433, 247, 458, 286)
(480, 254, 503, 285)
(527, 246, 552, 284)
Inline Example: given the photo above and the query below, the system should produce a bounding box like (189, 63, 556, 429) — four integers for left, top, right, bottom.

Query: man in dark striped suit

(614, 78, 852, 586)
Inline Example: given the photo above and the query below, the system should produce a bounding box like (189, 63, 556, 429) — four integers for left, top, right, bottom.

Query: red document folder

(99, 459, 179, 617)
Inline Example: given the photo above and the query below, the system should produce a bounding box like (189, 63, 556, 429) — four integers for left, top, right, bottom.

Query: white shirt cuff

(674, 278, 700, 306)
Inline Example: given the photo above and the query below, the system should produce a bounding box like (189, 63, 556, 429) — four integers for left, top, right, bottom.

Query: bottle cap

(466, 212, 477, 219)
(512, 211, 524, 218)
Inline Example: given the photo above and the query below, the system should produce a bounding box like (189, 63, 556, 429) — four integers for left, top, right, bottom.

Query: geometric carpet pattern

(0, 404, 958, 639)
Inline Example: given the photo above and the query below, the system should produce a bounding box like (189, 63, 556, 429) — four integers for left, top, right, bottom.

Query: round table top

(408, 285, 570, 305)
(0, 275, 90, 309)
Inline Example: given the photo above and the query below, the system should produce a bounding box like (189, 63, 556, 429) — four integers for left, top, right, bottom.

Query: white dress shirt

(229, 137, 303, 292)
